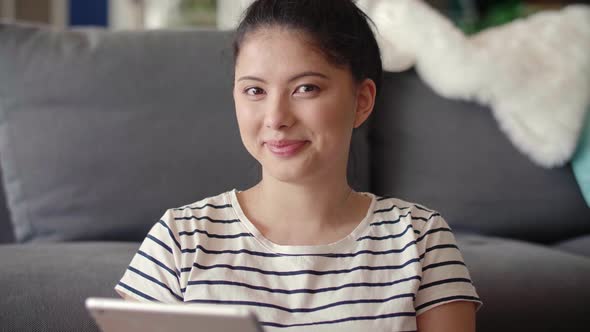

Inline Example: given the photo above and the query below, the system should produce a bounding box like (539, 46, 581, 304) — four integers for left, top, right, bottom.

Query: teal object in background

(572, 108, 590, 207)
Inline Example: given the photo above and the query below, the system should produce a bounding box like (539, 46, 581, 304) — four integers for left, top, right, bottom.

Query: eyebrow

(236, 71, 329, 83)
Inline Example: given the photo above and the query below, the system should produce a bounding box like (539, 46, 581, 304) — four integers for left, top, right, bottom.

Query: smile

(264, 140, 309, 158)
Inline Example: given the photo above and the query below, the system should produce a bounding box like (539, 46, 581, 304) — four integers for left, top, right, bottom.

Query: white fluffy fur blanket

(358, 0, 590, 168)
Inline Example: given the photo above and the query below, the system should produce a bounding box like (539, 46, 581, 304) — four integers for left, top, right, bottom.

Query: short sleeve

(414, 214, 482, 315)
(115, 209, 184, 303)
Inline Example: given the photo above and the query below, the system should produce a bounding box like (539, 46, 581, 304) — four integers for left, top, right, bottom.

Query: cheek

(235, 101, 262, 145)
(234, 96, 250, 127)
(312, 96, 356, 132)
(309, 96, 356, 155)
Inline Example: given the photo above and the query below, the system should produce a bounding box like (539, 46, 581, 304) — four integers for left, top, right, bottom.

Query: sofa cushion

(0, 242, 138, 332)
(1, 237, 589, 332)
(455, 233, 590, 331)
(370, 70, 590, 243)
(0, 23, 370, 242)
(554, 235, 590, 257)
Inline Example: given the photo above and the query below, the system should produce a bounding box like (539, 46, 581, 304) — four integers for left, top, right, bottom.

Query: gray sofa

(1, 23, 589, 332)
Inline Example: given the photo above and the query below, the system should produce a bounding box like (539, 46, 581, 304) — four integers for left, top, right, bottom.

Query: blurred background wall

(1, 0, 588, 32)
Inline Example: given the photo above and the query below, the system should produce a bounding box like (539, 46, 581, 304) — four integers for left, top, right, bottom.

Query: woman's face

(233, 27, 374, 184)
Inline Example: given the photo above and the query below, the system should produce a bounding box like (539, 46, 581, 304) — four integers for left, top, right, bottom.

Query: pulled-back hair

(233, 0, 383, 95)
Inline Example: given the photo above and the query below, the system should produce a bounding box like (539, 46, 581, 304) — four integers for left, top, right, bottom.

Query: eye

(294, 84, 320, 94)
(244, 87, 265, 96)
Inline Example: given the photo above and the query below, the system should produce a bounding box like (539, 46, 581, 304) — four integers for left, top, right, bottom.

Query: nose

(264, 93, 294, 130)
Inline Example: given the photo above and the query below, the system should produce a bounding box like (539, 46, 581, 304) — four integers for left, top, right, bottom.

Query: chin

(263, 165, 309, 183)
(259, 156, 318, 184)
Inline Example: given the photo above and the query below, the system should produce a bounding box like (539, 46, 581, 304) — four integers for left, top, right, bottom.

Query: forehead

(234, 27, 344, 76)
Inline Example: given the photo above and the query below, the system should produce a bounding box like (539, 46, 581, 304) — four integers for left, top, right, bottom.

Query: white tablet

(85, 297, 265, 332)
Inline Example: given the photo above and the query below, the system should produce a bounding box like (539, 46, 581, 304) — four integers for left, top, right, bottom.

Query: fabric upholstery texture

(0, 25, 369, 243)
(456, 233, 590, 331)
(2, 236, 589, 332)
(456, 233, 590, 330)
(0, 26, 249, 243)
(369, 71, 590, 243)
(555, 235, 590, 257)
(0, 242, 138, 332)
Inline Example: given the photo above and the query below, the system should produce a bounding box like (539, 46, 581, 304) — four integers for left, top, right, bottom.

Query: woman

(116, 1, 482, 331)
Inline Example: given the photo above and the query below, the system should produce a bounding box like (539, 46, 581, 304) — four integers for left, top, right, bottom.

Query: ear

(353, 78, 377, 128)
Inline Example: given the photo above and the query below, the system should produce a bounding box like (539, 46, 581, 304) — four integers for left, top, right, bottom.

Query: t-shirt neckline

(228, 188, 376, 255)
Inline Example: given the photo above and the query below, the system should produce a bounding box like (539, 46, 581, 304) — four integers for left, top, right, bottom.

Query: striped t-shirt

(115, 189, 482, 331)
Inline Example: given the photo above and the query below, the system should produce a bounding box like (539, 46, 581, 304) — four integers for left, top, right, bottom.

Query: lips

(264, 140, 308, 157)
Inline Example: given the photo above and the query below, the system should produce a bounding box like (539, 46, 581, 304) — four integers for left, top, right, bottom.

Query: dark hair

(233, 0, 383, 95)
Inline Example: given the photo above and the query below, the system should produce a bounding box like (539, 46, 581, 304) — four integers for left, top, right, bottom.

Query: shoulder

(158, 190, 239, 233)
(168, 191, 234, 217)
(371, 195, 446, 233)
(372, 195, 441, 220)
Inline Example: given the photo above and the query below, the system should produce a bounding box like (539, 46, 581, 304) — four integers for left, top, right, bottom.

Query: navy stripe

(414, 205, 434, 213)
(313, 240, 418, 258)
(178, 228, 253, 239)
(128, 266, 183, 301)
(373, 205, 411, 214)
(370, 213, 411, 226)
(357, 224, 414, 241)
(181, 240, 419, 258)
(415, 295, 481, 311)
(116, 281, 159, 302)
(261, 311, 416, 328)
(370, 212, 439, 227)
(173, 203, 232, 211)
(157, 220, 181, 250)
(419, 244, 460, 260)
(182, 245, 280, 257)
(412, 213, 441, 222)
(187, 275, 422, 295)
(192, 257, 421, 276)
(174, 215, 240, 224)
(422, 260, 466, 272)
(418, 278, 472, 290)
(416, 227, 452, 243)
(137, 250, 180, 279)
(187, 293, 414, 314)
(147, 234, 173, 254)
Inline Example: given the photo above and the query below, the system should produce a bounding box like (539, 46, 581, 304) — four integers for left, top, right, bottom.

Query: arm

(114, 209, 184, 303)
(416, 301, 476, 332)
(413, 212, 481, 331)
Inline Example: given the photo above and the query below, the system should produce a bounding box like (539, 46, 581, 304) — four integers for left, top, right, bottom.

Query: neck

(251, 175, 354, 229)
(237, 169, 373, 246)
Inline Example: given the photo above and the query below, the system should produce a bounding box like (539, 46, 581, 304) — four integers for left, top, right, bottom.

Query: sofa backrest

(0, 24, 369, 243)
(370, 70, 590, 244)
